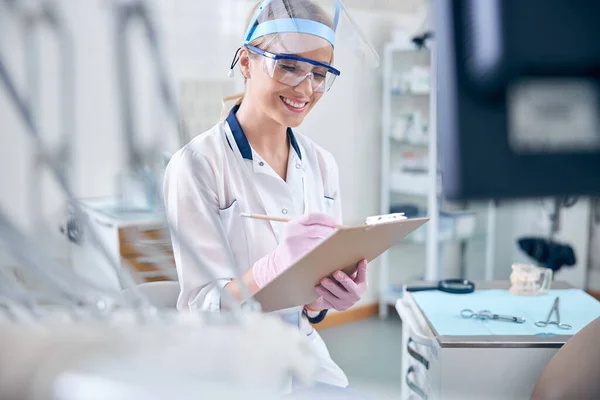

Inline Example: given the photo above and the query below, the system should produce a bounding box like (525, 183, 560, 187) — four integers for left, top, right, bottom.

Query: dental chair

(121, 281, 180, 308)
(531, 316, 600, 400)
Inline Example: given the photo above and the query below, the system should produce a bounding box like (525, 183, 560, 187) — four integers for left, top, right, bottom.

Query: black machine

(435, 0, 600, 200)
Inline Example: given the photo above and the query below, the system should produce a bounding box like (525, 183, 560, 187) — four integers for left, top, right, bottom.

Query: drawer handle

(406, 366, 427, 399)
(136, 256, 175, 265)
(138, 270, 177, 278)
(407, 337, 429, 370)
(135, 239, 172, 247)
(137, 224, 168, 233)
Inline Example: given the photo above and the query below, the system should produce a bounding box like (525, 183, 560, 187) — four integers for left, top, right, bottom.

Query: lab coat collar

(226, 104, 302, 161)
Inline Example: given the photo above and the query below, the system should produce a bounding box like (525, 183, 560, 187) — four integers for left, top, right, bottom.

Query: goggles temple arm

(230, 47, 242, 70)
(228, 47, 243, 78)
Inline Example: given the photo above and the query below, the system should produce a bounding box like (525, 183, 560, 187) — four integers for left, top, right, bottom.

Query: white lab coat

(163, 106, 348, 389)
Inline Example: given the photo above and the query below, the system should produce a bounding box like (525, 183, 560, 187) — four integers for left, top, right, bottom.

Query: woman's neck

(235, 100, 289, 158)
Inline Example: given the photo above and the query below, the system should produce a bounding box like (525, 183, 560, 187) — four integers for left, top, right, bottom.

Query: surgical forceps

(461, 309, 526, 324)
(535, 296, 572, 330)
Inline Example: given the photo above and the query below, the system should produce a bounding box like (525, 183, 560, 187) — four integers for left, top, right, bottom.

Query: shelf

(391, 189, 427, 197)
(390, 171, 441, 197)
(390, 137, 429, 147)
(392, 89, 430, 96)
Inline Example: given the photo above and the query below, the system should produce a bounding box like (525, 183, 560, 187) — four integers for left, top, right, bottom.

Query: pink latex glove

(252, 213, 337, 288)
(314, 259, 368, 311)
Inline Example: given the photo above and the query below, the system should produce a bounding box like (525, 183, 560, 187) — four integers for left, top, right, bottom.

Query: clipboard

(251, 217, 429, 312)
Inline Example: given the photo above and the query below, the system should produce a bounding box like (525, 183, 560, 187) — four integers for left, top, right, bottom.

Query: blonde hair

(221, 0, 333, 119)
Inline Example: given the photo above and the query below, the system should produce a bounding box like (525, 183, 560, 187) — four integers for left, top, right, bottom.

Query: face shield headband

(243, 0, 341, 48)
(228, 0, 347, 79)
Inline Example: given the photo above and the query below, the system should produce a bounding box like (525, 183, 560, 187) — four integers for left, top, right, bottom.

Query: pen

(240, 213, 345, 228)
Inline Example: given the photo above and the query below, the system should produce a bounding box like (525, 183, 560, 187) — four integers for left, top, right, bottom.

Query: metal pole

(426, 39, 439, 281)
(485, 200, 496, 280)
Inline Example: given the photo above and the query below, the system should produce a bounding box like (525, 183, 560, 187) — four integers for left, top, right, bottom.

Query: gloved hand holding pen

(252, 213, 338, 288)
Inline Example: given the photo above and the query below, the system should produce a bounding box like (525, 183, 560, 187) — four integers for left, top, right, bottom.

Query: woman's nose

(293, 73, 314, 96)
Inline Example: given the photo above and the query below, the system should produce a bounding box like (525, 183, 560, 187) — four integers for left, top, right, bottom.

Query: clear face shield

(229, 0, 380, 93)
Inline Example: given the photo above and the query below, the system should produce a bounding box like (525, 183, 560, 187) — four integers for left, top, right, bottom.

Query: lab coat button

(282, 208, 288, 215)
(259, 161, 264, 166)
(295, 164, 301, 169)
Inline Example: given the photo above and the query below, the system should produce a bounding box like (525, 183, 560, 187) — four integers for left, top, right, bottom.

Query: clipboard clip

(365, 213, 407, 226)
(363, 213, 407, 231)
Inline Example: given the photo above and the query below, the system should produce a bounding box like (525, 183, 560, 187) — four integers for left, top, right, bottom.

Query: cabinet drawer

(118, 226, 173, 257)
(405, 364, 429, 399)
(407, 337, 431, 370)
(406, 337, 437, 398)
(122, 255, 176, 283)
(398, 297, 440, 400)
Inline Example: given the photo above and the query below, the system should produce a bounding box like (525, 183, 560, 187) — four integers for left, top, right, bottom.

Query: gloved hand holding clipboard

(244, 213, 429, 312)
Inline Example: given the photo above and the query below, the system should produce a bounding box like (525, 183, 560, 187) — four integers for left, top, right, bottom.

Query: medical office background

(1, 0, 600, 311)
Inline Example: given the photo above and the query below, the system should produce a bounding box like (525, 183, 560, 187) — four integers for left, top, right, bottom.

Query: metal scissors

(461, 309, 526, 324)
(535, 297, 572, 330)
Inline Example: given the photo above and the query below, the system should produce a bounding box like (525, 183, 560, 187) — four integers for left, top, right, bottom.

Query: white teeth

(282, 97, 307, 109)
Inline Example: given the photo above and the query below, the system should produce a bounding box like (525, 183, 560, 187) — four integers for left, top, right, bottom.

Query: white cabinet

(68, 197, 176, 291)
(395, 286, 573, 400)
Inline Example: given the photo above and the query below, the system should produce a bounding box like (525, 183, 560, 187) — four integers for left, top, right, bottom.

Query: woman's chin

(269, 112, 303, 128)
(277, 108, 309, 128)
(285, 117, 304, 128)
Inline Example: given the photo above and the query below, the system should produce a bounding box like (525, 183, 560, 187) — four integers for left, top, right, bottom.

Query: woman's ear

(239, 48, 251, 80)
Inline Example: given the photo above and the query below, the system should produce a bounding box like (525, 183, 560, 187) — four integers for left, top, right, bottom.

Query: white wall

(0, 1, 420, 305)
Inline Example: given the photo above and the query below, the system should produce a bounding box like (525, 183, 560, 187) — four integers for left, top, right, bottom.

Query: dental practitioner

(163, 0, 376, 389)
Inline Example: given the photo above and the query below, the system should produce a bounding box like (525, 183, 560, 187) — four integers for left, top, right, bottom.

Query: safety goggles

(245, 44, 340, 93)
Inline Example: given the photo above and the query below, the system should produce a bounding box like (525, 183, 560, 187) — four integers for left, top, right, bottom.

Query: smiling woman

(163, 0, 379, 393)
(224, 0, 338, 126)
